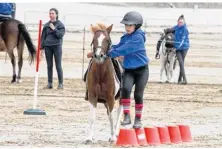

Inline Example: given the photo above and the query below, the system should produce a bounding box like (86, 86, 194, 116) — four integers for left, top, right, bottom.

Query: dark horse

(85, 23, 122, 144)
(0, 19, 36, 83)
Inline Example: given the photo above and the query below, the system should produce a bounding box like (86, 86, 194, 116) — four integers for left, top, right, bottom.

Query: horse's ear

(106, 24, 113, 34)
(90, 24, 96, 34)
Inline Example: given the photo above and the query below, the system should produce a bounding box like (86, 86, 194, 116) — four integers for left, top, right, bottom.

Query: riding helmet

(121, 11, 143, 29)
(178, 14, 185, 21)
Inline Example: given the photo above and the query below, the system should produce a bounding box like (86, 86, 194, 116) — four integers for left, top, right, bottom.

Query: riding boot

(58, 83, 63, 89)
(133, 116, 142, 129)
(121, 113, 131, 125)
(44, 83, 53, 89)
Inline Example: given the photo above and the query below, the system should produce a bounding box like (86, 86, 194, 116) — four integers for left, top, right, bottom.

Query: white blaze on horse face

(96, 33, 105, 56)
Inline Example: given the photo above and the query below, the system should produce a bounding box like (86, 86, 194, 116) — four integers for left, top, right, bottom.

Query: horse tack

(90, 30, 112, 60)
(166, 47, 176, 53)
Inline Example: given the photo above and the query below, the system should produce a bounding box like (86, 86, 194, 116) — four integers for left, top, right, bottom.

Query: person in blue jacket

(173, 15, 189, 85)
(0, 3, 14, 21)
(108, 11, 149, 128)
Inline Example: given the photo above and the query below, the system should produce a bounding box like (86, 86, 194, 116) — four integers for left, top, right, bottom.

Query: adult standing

(40, 8, 65, 89)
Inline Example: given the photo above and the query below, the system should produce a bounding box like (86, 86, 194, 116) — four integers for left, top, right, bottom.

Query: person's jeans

(45, 45, 63, 85)
(176, 49, 188, 82)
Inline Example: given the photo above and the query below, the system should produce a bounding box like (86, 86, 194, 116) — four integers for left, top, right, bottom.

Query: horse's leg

(85, 101, 97, 144)
(160, 56, 165, 83)
(7, 50, 16, 83)
(114, 102, 123, 137)
(17, 36, 25, 83)
(106, 97, 116, 142)
(169, 55, 175, 83)
(166, 63, 170, 83)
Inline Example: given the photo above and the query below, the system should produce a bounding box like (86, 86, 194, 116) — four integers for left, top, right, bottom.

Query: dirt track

(0, 22, 222, 147)
(0, 77, 221, 147)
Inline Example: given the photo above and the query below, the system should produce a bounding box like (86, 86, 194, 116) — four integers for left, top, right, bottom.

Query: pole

(82, 27, 86, 80)
(33, 20, 42, 109)
(24, 20, 45, 115)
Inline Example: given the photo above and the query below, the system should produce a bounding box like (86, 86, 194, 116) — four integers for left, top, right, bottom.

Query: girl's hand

(49, 23, 55, 30)
(87, 52, 93, 58)
(118, 56, 124, 61)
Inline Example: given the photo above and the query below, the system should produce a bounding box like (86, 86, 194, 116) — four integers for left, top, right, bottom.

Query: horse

(159, 32, 177, 83)
(0, 19, 36, 83)
(85, 23, 122, 144)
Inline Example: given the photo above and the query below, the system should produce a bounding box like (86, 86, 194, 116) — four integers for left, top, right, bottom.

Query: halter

(90, 30, 112, 60)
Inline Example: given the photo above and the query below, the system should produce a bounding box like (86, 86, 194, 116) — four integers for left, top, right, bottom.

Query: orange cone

(168, 125, 182, 144)
(144, 126, 161, 145)
(116, 128, 138, 147)
(135, 128, 148, 146)
(157, 126, 171, 144)
(178, 125, 192, 142)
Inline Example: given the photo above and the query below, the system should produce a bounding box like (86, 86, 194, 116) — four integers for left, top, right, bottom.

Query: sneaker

(133, 117, 142, 129)
(121, 113, 131, 125)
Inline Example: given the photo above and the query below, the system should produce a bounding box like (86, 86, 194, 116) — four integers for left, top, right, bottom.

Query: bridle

(90, 30, 112, 60)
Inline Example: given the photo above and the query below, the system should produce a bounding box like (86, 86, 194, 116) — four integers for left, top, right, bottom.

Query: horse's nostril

(101, 54, 104, 57)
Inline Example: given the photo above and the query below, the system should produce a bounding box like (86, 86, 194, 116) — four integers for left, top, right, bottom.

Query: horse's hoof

(84, 139, 93, 144)
(84, 138, 96, 144)
(17, 79, 22, 83)
(165, 81, 170, 84)
(109, 136, 117, 143)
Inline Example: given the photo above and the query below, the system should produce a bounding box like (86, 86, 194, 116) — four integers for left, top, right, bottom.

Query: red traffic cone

(144, 126, 161, 145)
(178, 125, 192, 142)
(116, 128, 138, 147)
(157, 126, 171, 144)
(168, 125, 182, 144)
(135, 128, 148, 146)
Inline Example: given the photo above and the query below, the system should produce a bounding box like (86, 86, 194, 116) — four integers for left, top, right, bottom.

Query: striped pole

(24, 20, 46, 115)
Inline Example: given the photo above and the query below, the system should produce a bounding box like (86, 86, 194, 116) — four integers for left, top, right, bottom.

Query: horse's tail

(18, 23, 36, 64)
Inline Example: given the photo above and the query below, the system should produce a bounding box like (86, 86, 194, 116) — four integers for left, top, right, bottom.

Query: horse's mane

(90, 23, 107, 33)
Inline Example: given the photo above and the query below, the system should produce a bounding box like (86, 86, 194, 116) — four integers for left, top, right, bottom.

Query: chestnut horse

(0, 19, 36, 83)
(85, 23, 122, 143)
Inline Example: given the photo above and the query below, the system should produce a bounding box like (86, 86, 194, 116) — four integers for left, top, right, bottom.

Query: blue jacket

(108, 29, 149, 69)
(0, 3, 13, 15)
(173, 24, 190, 50)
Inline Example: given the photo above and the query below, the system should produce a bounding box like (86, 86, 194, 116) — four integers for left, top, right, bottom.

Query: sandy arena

(0, 3, 222, 147)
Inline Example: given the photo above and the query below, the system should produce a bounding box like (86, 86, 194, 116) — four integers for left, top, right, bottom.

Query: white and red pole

(24, 20, 45, 115)
(33, 20, 42, 109)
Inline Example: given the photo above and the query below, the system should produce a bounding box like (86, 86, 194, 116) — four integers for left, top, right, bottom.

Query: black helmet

(121, 11, 143, 25)
(178, 14, 185, 21)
